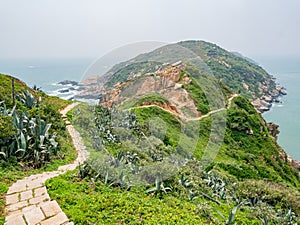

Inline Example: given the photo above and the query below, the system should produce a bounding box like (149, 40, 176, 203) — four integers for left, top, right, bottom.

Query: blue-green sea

(257, 56, 300, 161)
(0, 58, 92, 99)
(0, 57, 299, 161)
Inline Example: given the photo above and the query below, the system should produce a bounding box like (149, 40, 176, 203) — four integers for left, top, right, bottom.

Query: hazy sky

(1, 0, 299, 59)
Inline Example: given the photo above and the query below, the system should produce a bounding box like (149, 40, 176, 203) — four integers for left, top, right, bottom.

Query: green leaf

(20, 131, 27, 150)
(215, 209, 226, 221)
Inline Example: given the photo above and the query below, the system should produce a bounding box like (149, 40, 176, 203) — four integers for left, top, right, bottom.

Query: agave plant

(277, 208, 297, 225)
(189, 189, 199, 201)
(93, 105, 141, 146)
(204, 171, 228, 200)
(115, 170, 131, 190)
(0, 101, 16, 116)
(0, 102, 17, 159)
(179, 174, 192, 189)
(2, 103, 58, 165)
(17, 90, 41, 109)
(215, 202, 245, 225)
(260, 217, 268, 225)
(146, 173, 172, 195)
(247, 196, 262, 207)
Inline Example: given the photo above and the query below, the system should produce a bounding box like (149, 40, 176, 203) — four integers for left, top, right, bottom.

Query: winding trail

(131, 94, 239, 122)
(3, 94, 238, 224)
(4, 102, 88, 225)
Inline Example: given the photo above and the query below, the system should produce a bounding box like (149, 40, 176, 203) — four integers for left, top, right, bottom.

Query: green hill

(46, 43, 300, 224)
(100, 40, 275, 100)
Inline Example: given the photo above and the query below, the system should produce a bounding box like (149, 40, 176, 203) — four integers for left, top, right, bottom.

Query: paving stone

(24, 207, 45, 225)
(21, 205, 37, 213)
(34, 186, 47, 197)
(64, 222, 74, 225)
(28, 174, 39, 180)
(6, 209, 22, 217)
(20, 190, 33, 201)
(7, 183, 27, 195)
(58, 164, 76, 172)
(40, 212, 68, 225)
(27, 180, 43, 189)
(6, 193, 19, 205)
(16, 180, 28, 185)
(4, 214, 26, 225)
(42, 172, 60, 180)
(6, 200, 28, 212)
(40, 200, 62, 217)
(29, 194, 50, 205)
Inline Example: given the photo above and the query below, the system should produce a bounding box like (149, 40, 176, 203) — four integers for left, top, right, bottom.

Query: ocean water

(257, 57, 300, 161)
(0, 57, 299, 161)
(0, 58, 92, 99)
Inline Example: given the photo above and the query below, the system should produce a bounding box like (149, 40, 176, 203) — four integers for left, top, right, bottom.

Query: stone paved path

(4, 102, 89, 225)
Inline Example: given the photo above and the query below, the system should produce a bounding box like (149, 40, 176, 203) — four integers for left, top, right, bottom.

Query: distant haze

(0, 0, 299, 59)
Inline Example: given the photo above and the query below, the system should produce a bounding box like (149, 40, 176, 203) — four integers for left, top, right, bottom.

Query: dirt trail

(131, 94, 239, 122)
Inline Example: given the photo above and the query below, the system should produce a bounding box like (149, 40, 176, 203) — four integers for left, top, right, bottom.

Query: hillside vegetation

(48, 47, 299, 224)
(0, 74, 77, 223)
(0, 41, 298, 224)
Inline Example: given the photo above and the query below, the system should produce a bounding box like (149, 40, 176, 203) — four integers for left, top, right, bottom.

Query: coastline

(251, 85, 287, 113)
(256, 85, 300, 175)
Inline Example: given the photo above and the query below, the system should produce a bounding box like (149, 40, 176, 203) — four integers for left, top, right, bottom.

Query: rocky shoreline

(251, 85, 287, 113)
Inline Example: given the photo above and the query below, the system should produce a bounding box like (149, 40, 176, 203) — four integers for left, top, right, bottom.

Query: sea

(0, 57, 299, 161)
(256, 56, 300, 161)
(0, 58, 92, 100)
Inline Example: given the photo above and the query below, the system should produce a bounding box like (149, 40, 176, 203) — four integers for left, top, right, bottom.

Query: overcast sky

(1, 0, 299, 59)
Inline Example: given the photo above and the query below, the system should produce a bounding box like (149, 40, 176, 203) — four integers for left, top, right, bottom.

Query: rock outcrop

(266, 122, 280, 140)
(251, 85, 287, 113)
(99, 63, 200, 118)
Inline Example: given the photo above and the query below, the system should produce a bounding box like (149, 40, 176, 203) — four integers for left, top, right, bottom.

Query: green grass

(47, 170, 264, 225)
(134, 93, 170, 107)
(52, 98, 300, 223)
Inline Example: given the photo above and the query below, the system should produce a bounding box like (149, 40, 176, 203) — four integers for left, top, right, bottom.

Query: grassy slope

(47, 170, 261, 225)
(45, 48, 299, 223)
(178, 40, 275, 99)
(0, 74, 77, 223)
(47, 98, 300, 224)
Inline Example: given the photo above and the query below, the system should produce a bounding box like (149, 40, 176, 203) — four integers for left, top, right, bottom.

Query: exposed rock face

(267, 122, 280, 140)
(99, 64, 200, 118)
(291, 159, 300, 171)
(99, 86, 121, 108)
(251, 85, 287, 113)
(156, 64, 182, 83)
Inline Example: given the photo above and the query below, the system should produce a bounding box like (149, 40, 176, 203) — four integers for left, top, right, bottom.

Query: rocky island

(74, 41, 286, 114)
